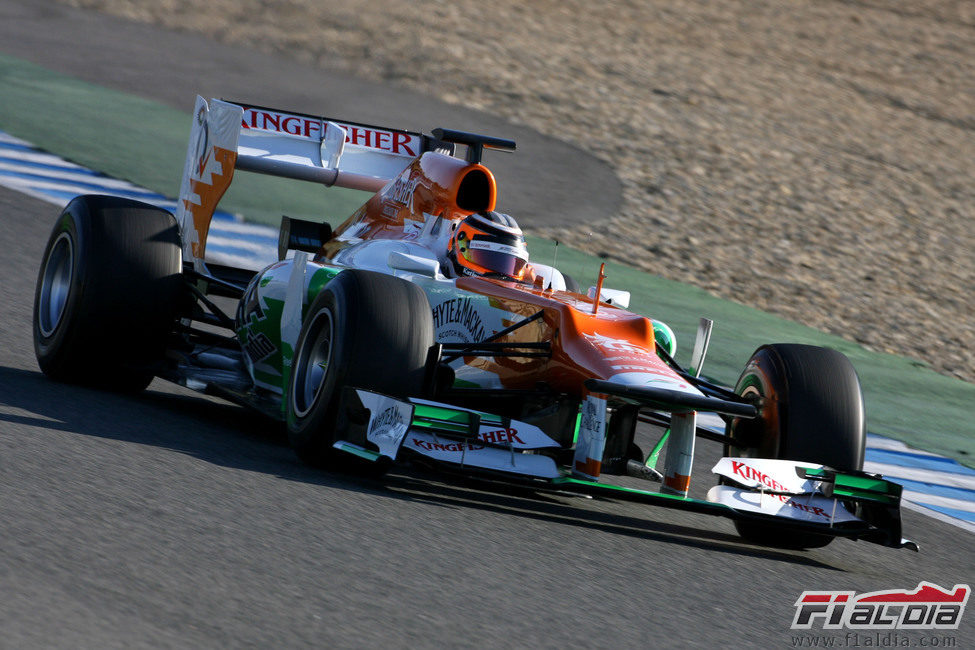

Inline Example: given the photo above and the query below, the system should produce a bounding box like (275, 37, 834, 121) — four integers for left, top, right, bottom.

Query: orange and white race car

(33, 98, 915, 551)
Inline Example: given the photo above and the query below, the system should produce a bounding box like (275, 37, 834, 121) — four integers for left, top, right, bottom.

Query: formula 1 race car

(33, 97, 916, 551)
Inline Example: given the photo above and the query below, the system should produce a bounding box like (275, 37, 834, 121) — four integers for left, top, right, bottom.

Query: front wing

(332, 389, 916, 551)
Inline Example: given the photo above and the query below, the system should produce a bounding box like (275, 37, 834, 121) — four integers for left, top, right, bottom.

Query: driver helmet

(448, 211, 529, 280)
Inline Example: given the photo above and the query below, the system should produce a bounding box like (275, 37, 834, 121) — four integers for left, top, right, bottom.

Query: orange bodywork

(316, 149, 686, 394)
(454, 276, 688, 393)
(323, 153, 497, 258)
(185, 146, 237, 260)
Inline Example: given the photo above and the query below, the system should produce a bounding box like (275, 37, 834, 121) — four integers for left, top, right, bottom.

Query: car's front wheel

(286, 269, 434, 470)
(726, 343, 866, 549)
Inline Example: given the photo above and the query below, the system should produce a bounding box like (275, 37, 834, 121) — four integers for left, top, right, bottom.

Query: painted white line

(0, 148, 97, 170)
(901, 490, 975, 514)
(206, 235, 277, 257)
(201, 251, 269, 271)
(0, 180, 67, 207)
(864, 461, 975, 491)
(0, 175, 159, 199)
(0, 162, 156, 190)
(0, 132, 31, 146)
(209, 219, 280, 235)
(865, 434, 948, 458)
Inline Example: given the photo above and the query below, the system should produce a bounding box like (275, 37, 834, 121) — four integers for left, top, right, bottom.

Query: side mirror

(388, 251, 441, 278)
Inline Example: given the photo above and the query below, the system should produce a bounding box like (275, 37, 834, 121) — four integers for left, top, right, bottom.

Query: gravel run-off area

(61, 0, 975, 383)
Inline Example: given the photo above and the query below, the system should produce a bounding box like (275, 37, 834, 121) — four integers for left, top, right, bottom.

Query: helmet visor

(466, 238, 528, 278)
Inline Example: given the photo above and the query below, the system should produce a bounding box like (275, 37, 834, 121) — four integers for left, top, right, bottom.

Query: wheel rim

(37, 232, 74, 338)
(291, 307, 334, 418)
(730, 368, 778, 459)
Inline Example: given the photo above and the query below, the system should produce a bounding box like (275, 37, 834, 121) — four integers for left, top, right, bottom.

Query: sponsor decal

(731, 459, 788, 491)
(411, 438, 485, 453)
(712, 457, 825, 497)
(340, 123, 418, 156)
(781, 499, 830, 519)
(242, 108, 319, 138)
(706, 485, 860, 524)
(388, 177, 419, 206)
(792, 583, 969, 630)
(583, 332, 692, 385)
(404, 431, 561, 478)
(241, 107, 419, 156)
(468, 240, 529, 259)
(371, 406, 406, 441)
(479, 427, 525, 445)
(731, 460, 785, 492)
(432, 296, 488, 344)
(356, 390, 413, 459)
(402, 217, 425, 239)
(582, 331, 652, 356)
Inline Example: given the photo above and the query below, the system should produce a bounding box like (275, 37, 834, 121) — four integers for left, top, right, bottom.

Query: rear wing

(174, 96, 454, 267)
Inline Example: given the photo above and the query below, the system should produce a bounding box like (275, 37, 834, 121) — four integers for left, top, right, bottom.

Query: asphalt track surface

(1, 2, 973, 648)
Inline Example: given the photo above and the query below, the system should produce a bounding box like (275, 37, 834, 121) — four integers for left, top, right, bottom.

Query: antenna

(551, 239, 559, 290)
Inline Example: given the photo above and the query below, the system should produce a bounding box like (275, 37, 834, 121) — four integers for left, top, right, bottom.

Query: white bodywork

(708, 457, 862, 525)
(707, 485, 859, 525)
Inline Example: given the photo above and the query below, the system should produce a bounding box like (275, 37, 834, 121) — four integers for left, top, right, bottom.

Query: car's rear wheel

(286, 269, 434, 471)
(726, 344, 866, 549)
(33, 195, 184, 390)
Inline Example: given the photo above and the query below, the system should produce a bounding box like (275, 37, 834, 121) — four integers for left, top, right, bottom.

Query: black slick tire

(726, 344, 866, 549)
(33, 194, 183, 390)
(286, 269, 434, 471)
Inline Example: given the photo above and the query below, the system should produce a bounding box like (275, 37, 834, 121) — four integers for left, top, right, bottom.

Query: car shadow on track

(376, 470, 845, 570)
(1, 365, 842, 569)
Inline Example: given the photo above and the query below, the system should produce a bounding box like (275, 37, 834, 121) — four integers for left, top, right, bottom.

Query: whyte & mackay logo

(792, 582, 969, 630)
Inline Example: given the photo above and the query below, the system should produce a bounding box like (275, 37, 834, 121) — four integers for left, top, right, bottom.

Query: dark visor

(466, 246, 528, 277)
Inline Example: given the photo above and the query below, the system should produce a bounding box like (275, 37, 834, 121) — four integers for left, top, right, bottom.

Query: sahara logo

(791, 582, 969, 630)
(582, 332, 652, 356)
(242, 331, 276, 364)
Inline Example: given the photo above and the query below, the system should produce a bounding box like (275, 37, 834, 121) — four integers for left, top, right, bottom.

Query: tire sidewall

(32, 195, 183, 386)
(286, 283, 354, 454)
(284, 269, 434, 466)
(726, 348, 783, 460)
(34, 205, 92, 377)
(726, 343, 866, 549)
(728, 344, 864, 470)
